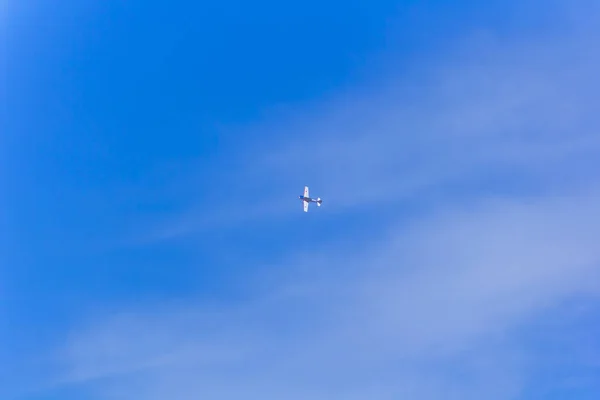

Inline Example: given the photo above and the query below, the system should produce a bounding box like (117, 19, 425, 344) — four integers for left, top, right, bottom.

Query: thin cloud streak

(256, 37, 600, 205)
(136, 11, 600, 243)
(56, 187, 600, 400)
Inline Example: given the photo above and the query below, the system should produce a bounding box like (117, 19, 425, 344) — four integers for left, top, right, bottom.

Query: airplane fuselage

(298, 195, 319, 203)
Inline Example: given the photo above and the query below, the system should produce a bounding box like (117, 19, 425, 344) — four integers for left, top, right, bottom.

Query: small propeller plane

(298, 185, 322, 212)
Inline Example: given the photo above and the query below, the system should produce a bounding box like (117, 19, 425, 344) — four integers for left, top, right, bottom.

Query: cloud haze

(58, 188, 600, 400)
(135, 6, 600, 243)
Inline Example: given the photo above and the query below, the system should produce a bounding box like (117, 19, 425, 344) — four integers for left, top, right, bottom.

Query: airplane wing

(303, 200, 309, 212)
(304, 186, 309, 198)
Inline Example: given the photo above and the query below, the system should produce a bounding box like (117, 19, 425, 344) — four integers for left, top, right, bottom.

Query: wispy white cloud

(55, 188, 600, 400)
(256, 39, 600, 206)
(130, 4, 600, 243)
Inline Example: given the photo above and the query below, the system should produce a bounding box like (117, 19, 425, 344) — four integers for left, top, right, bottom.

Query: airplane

(298, 185, 322, 212)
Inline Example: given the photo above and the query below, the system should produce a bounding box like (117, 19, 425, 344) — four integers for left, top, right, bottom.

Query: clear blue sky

(4, 1, 600, 399)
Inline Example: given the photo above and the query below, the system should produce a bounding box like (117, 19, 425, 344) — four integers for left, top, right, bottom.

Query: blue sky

(3, 1, 600, 399)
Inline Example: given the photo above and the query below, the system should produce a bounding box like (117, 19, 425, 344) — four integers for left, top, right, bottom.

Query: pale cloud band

(58, 188, 600, 400)
(136, 4, 600, 242)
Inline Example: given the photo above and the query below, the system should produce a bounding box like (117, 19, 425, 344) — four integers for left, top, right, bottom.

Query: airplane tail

(316, 198, 322, 206)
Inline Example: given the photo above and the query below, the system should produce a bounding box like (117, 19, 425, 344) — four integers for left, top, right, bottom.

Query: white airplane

(298, 186, 322, 212)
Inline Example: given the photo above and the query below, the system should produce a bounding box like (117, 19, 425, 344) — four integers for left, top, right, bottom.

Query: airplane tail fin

(316, 198, 322, 206)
